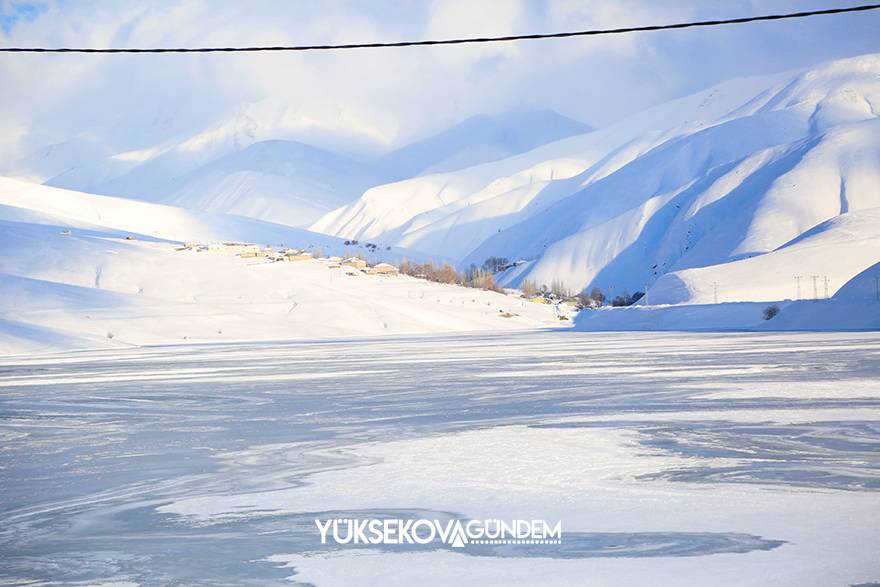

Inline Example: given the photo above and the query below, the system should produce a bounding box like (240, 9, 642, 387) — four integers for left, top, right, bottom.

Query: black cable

(1, 4, 878, 53)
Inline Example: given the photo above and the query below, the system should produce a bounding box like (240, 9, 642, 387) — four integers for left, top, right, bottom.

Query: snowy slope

(0, 177, 562, 355)
(44, 107, 281, 198)
(7, 137, 131, 187)
(314, 54, 880, 308)
(759, 261, 880, 331)
(573, 258, 880, 332)
(379, 108, 592, 180)
(155, 140, 384, 227)
(312, 68, 792, 246)
(49, 140, 385, 228)
(24, 97, 393, 228)
(0, 176, 346, 246)
(646, 207, 880, 305)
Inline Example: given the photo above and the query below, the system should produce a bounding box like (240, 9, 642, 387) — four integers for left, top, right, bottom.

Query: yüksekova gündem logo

(315, 518, 562, 548)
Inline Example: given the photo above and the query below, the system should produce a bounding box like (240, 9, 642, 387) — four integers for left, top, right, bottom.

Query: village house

(371, 262, 399, 275)
(264, 249, 284, 262)
(284, 250, 313, 262)
(342, 257, 368, 270)
(325, 255, 343, 268)
(207, 242, 261, 254)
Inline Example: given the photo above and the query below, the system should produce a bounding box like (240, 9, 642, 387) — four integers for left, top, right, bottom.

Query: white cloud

(0, 0, 877, 169)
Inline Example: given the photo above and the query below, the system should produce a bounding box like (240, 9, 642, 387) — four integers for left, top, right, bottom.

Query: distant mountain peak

(380, 107, 593, 179)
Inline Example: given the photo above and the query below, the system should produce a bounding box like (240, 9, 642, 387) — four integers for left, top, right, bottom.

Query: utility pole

(823, 276, 829, 300)
(712, 281, 718, 304)
(811, 275, 819, 301)
(795, 275, 802, 300)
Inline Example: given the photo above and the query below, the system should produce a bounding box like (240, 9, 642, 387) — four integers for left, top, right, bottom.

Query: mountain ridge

(313, 53, 880, 306)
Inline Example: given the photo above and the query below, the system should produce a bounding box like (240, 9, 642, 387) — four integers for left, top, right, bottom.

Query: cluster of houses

(177, 241, 399, 275)
(524, 292, 584, 309)
(338, 257, 399, 275)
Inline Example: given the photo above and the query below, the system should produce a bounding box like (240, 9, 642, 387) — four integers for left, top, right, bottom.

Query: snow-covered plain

(1, 332, 878, 586)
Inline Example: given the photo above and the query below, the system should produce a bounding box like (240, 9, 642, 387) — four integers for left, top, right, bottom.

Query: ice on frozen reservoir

(1, 331, 878, 586)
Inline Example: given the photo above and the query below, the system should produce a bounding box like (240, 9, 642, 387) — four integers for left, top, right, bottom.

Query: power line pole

(811, 275, 819, 300)
(823, 276, 829, 299)
(795, 275, 802, 300)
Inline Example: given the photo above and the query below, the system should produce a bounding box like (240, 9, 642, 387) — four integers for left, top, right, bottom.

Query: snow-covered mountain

(44, 139, 384, 228)
(0, 175, 346, 247)
(378, 108, 592, 180)
(28, 107, 590, 229)
(0, 98, 389, 228)
(130, 140, 383, 227)
(313, 54, 880, 307)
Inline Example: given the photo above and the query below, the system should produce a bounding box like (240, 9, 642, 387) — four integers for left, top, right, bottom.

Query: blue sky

(0, 0, 878, 164)
(0, 1, 45, 32)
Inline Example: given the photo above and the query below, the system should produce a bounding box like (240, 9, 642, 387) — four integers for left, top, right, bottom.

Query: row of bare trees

(399, 258, 644, 307)
(520, 279, 644, 307)
(397, 259, 504, 292)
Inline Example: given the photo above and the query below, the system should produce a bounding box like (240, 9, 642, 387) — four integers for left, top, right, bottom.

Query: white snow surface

(313, 54, 880, 308)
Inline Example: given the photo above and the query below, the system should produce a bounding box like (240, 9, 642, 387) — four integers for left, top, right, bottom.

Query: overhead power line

(0, 4, 878, 54)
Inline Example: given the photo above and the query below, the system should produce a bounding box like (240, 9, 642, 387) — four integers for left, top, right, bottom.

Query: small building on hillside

(342, 257, 368, 269)
(208, 242, 261, 254)
(371, 262, 399, 275)
(285, 250, 313, 261)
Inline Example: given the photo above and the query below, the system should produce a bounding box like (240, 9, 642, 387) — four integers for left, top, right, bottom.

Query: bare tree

(521, 279, 539, 297)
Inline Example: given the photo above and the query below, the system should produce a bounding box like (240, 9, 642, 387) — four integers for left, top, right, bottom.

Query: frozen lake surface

(1, 332, 879, 586)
